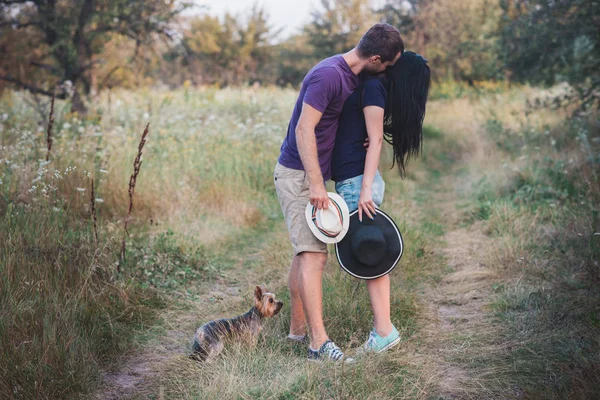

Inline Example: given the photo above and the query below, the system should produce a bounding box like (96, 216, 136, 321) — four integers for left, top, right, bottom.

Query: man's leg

(288, 254, 307, 337)
(298, 251, 328, 349)
(366, 275, 393, 337)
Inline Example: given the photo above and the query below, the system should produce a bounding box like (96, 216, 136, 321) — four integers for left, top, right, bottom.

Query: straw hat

(304, 192, 350, 244)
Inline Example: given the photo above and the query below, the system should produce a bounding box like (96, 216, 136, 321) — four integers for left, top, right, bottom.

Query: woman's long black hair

(383, 51, 431, 177)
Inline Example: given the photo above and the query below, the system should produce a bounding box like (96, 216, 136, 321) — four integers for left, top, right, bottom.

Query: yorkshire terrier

(190, 286, 283, 362)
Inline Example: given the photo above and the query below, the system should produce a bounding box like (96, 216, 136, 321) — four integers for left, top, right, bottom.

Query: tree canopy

(0, 0, 597, 109)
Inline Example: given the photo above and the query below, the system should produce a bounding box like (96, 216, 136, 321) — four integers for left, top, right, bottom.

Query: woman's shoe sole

(375, 335, 401, 353)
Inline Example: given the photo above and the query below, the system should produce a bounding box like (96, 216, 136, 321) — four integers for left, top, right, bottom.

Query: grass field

(0, 84, 598, 399)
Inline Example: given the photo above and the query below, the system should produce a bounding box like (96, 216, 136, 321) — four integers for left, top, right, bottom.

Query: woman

(331, 51, 430, 352)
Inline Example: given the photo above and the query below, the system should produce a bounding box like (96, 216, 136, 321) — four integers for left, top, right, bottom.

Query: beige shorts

(274, 162, 328, 256)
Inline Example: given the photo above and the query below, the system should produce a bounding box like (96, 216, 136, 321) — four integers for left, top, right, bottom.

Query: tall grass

(0, 86, 297, 398)
(0, 204, 164, 398)
(0, 83, 597, 398)
(433, 87, 600, 397)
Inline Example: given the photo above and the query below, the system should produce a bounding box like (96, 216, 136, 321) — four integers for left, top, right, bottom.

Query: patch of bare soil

(96, 283, 243, 399)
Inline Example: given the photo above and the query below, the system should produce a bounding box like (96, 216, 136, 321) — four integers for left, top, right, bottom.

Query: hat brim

(305, 192, 350, 244)
(335, 208, 403, 280)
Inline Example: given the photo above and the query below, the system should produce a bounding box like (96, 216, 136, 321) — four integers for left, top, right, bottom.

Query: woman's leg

(366, 275, 393, 337)
(338, 174, 394, 339)
(367, 172, 393, 337)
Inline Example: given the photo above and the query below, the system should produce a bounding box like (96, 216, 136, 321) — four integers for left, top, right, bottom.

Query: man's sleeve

(302, 67, 342, 113)
(363, 78, 387, 109)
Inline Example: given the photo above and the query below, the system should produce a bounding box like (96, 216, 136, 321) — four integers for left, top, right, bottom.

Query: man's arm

(296, 102, 329, 210)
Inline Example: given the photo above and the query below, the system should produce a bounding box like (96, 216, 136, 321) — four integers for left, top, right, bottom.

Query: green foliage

(124, 229, 209, 290)
(0, 0, 186, 110)
(499, 0, 600, 108)
(379, 0, 504, 82)
(180, 5, 277, 85)
(303, 0, 374, 60)
(1, 0, 595, 103)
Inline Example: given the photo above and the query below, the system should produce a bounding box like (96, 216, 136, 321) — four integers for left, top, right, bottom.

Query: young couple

(274, 24, 430, 362)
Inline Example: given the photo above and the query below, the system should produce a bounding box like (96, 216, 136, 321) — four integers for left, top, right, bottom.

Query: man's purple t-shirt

(278, 55, 359, 181)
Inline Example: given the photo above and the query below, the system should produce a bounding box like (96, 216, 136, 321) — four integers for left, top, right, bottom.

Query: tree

(181, 5, 277, 85)
(304, 0, 376, 60)
(377, 0, 429, 56)
(0, 0, 186, 112)
(378, 0, 503, 82)
(499, 0, 599, 109)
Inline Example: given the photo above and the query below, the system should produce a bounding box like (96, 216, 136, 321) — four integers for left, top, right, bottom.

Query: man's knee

(298, 251, 327, 271)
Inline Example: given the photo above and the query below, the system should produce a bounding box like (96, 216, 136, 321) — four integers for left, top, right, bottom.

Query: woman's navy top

(331, 77, 387, 182)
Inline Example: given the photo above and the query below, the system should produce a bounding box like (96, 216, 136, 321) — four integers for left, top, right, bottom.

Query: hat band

(311, 200, 344, 238)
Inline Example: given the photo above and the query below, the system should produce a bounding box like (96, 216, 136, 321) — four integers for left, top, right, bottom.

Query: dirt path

(426, 223, 499, 398)
(96, 181, 507, 399)
(97, 280, 248, 399)
(96, 225, 287, 400)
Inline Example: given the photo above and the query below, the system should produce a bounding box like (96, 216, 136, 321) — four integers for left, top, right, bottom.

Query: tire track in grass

(96, 221, 289, 400)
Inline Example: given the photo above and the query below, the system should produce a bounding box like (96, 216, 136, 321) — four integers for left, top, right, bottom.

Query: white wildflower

(63, 122, 72, 129)
(143, 112, 150, 119)
(95, 198, 104, 203)
(99, 169, 109, 174)
(52, 207, 61, 212)
(76, 187, 85, 192)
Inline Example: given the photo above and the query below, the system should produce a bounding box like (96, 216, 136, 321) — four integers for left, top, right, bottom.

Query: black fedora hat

(335, 208, 403, 280)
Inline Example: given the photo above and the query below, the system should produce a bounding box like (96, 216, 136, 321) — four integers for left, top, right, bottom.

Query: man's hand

(358, 186, 377, 222)
(310, 182, 329, 210)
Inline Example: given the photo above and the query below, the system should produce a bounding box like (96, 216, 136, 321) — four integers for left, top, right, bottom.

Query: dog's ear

(254, 286, 263, 301)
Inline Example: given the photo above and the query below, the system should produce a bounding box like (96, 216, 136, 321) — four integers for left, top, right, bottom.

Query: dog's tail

(189, 339, 208, 362)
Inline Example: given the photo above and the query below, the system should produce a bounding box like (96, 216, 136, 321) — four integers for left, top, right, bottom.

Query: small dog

(190, 286, 283, 362)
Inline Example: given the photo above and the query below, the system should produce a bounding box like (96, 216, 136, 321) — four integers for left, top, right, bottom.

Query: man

(274, 23, 404, 362)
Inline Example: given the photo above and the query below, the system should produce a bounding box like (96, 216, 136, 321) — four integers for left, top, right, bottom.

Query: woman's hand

(358, 186, 377, 222)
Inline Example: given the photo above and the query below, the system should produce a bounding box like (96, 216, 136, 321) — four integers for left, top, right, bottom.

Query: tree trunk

(90, 67, 97, 96)
(71, 87, 87, 114)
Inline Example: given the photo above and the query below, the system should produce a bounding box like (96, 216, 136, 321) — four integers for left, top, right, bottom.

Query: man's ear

(254, 286, 263, 301)
(370, 55, 382, 64)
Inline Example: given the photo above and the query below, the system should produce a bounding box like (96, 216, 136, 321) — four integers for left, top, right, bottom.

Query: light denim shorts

(335, 172, 385, 212)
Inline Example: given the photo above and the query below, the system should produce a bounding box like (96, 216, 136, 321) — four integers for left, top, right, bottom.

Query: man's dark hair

(357, 23, 404, 62)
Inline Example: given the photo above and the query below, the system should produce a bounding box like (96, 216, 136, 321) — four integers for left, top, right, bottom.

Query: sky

(190, 0, 317, 40)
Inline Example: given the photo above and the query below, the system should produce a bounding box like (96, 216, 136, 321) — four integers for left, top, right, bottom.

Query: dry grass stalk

(90, 178, 98, 243)
(46, 91, 55, 162)
(119, 123, 150, 269)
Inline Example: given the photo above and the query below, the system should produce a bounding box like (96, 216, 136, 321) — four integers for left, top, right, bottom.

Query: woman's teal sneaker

(360, 326, 401, 353)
